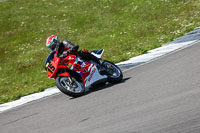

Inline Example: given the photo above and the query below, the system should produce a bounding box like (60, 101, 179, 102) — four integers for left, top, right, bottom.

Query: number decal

(47, 63, 55, 73)
(74, 64, 82, 72)
(47, 62, 56, 76)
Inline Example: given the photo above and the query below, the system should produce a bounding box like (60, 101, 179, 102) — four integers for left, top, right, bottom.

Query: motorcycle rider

(46, 35, 105, 73)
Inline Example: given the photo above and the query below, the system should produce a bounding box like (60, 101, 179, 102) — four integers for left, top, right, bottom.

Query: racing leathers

(52, 40, 103, 66)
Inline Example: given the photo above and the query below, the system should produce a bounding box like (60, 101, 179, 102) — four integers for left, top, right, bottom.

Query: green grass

(0, 0, 200, 103)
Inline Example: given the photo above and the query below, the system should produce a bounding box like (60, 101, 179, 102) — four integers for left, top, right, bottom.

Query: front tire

(103, 60, 123, 83)
(56, 76, 85, 97)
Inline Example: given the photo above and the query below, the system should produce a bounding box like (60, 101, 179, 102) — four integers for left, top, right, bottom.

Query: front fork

(68, 77, 74, 85)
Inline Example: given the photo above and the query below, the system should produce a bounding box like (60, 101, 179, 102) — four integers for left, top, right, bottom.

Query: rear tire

(103, 60, 123, 83)
(56, 76, 85, 97)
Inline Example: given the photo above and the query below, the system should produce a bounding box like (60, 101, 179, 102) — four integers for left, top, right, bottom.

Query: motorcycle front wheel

(56, 76, 85, 97)
(103, 60, 123, 83)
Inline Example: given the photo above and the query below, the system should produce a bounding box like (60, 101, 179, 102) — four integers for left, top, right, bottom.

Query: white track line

(1, 27, 200, 113)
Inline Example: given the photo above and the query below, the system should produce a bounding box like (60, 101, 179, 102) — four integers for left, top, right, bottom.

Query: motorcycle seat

(91, 49, 104, 59)
(91, 49, 104, 55)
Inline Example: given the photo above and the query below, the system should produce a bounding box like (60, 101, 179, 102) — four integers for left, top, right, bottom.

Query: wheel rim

(104, 62, 121, 78)
(59, 77, 84, 93)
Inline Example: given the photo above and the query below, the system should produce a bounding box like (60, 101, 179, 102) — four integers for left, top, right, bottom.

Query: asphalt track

(1, 41, 200, 133)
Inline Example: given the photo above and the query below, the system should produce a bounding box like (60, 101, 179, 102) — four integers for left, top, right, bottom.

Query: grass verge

(0, 0, 200, 103)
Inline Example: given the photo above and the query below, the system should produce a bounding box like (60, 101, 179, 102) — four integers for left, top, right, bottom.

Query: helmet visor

(50, 43, 56, 50)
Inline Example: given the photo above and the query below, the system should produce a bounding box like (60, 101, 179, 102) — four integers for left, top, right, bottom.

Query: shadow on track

(69, 77, 131, 100)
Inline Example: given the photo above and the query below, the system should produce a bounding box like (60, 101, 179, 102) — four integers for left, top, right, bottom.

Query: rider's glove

(82, 49, 89, 53)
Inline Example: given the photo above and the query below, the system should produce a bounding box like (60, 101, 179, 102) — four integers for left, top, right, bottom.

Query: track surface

(0, 42, 200, 133)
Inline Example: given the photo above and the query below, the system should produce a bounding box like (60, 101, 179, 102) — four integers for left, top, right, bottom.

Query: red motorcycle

(44, 49, 123, 97)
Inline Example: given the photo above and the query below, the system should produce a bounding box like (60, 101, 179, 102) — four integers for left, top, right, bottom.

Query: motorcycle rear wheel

(56, 76, 85, 97)
(103, 60, 123, 83)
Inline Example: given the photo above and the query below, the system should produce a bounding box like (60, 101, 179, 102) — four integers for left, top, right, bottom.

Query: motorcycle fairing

(70, 60, 107, 88)
(46, 57, 60, 78)
(83, 61, 107, 88)
(44, 51, 56, 70)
